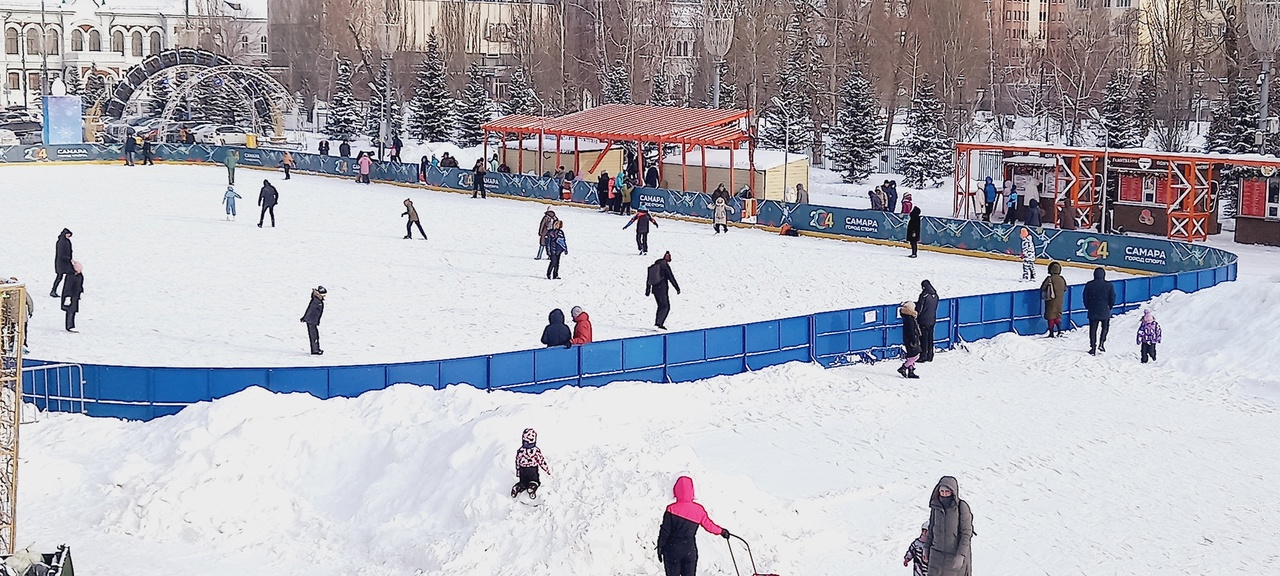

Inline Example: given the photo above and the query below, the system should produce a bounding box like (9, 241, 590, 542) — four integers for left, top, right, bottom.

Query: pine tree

(650, 73, 677, 107)
(453, 62, 492, 147)
(760, 1, 822, 153)
(1098, 70, 1138, 148)
(83, 67, 107, 112)
(325, 58, 360, 142)
(63, 67, 81, 96)
(1206, 80, 1262, 218)
(705, 62, 738, 109)
(1205, 98, 1234, 155)
(366, 60, 404, 140)
(600, 59, 631, 105)
(502, 67, 538, 116)
(149, 71, 172, 117)
(407, 32, 453, 143)
(830, 69, 884, 183)
(895, 79, 952, 188)
(1132, 72, 1157, 146)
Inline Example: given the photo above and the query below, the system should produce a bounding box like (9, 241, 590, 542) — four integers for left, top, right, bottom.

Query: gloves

(676, 288, 681, 295)
(721, 529, 731, 540)
(903, 559, 910, 567)
(952, 554, 965, 569)
(657, 551, 663, 563)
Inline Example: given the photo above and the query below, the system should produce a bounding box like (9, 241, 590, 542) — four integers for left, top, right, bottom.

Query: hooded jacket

(358, 155, 373, 175)
(515, 428, 551, 472)
(916, 280, 939, 327)
(1021, 234, 1036, 262)
(924, 476, 973, 576)
(646, 258, 680, 295)
(656, 476, 724, 560)
(624, 211, 658, 234)
(1026, 198, 1042, 226)
(541, 309, 572, 348)
(1137, 311, 1162, 345)
(983, 178, 997, 203)
(900, 303, 922, 357)
(570, 309, 593, 345)
(1041, 262, 1067, 320)
(1083, 267, 1116, 321)
(259, 181, 279, 207)
(60, 271, 84, 313)
(403, 199, 420, 222)
(538, 210, 558, 237)
(301, 290, 325, 325)
(54, 229, 74, 274)
(907, 207, 923, 242)
(710, 198, 735, 224)
(224, 187, 242, 206)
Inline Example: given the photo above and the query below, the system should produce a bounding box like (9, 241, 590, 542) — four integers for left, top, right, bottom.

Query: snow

(809, 167, 958, 217)
(663, 147, 808, 171)
(0, 163, 1109, 367)
(500, 136, 609, 153)
(15, 255, 1280, 575)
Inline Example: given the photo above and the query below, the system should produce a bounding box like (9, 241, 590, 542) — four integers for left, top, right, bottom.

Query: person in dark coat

(318, 140, 330, 156)
(916, 280, 939, 362)
(338, 141, 351, 158)
(141, 138, 155, 165)
(472, 158, 488, 198)
(646, 251, 681, 330)
(906, 206, 923, 258)
(543, 221, 568, 280)
(1026, 197, 1042, 226)
(391, 135, 403, 162)
(1058, 199, 1077, 230)
(1083, 267, 1116, 355)
(656, 476, 729, 576)
(645, 164, 659, 187)
(982, 177, 997, 221)
(925, 476, 973, 576)
(886, 182, 899, 213)
(122, 133, 136, 166)
(50, 228, 74, 297)
(257, 180, 279, 228)
(402, 198, 426, 239)
(1041, 261, 1067, 337)
(300, 286, 326, 355)
(419, 155, 430, 183)
(60, 260, 85, 332)
(540, 308, 572, 348)
(624, 208, 659, 255)
(898, 301, 922, 378)
(597, 172, 611, 211)
(1003, 183, 1020, 224)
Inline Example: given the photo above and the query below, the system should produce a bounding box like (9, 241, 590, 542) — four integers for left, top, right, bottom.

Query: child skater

(223, 185, 241, 220)
(1137, 309, 1162, 363)
(511, 428, 551, 499)
(710, 197, 735, 234)
(902, 522, 929, 576)
(1019, 228, 1036, 281)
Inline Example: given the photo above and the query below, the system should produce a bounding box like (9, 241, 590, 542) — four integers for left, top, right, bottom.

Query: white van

(0, 129, 19, 146)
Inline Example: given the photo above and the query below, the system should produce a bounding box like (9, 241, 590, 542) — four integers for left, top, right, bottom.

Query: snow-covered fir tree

(760, 1, 822, 153)
(453, 62, 492, 148)
(600, 59, 631, 105)
(200, 78, 243, 125)
(830, 69, 884, 183)
(366, 60, 404, 140)
(1098, 71, 1138, 148)
(502, 67, 538, 116)
(895, 78, 952, 188)
(1205, 98, 1234, 155)
(649, 73, 677, 107)
(82, 67, 107, 111)
(1205, 80, 1261, 218)
(63, 67, 80, 96)
(148, 72, 172, 117)
(705, 62, 738, 109)
(407, 32, 453, 143)
(325, 58, 360, 142)
(1132, 72, 1157, 145)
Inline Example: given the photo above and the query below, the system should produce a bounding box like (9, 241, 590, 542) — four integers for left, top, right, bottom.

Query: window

(46, 29, 59, 55)
(27, 29, 40, 55)
(1141, 177, 1157, 204)
(72, 29, 84, 51)
(1269, 180, 1280, 219)
(4, 29, 15, 55)
(112, 30, 124, 53)
(131, 31, 143, 56)
(28, 73, 40, 91)
(89, 29, 101, 51)
(259, 35, 267, 54)
(239, 35, 249, 53)
(6, 72, 18, 90)
(1115, 0, 1131, 7)
(150, 31, 161, 54)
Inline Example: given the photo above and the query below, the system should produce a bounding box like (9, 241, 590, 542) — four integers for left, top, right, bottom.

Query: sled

(726, 533, 779, 576)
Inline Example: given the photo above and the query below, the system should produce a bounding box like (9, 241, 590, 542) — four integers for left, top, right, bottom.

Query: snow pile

(16, 276, 1280, 576)
(809, 167, 957, 216)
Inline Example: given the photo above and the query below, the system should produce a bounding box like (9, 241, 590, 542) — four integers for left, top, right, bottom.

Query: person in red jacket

(657, 476, 730, 576)
(570, 306, 593, 345)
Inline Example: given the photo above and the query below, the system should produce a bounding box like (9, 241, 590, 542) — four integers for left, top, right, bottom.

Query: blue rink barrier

(6, 143, 1238, 420)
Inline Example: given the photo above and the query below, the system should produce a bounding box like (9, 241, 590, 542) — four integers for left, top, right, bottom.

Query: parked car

(0, 129, 19, 146)
(197, 125, 251, 146)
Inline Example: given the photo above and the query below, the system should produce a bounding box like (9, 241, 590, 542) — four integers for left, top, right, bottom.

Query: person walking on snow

(709, 197, 735, 234)
(916, 280, 939, 362)
(402, 198, 426, 239)
(60, 260, 85, 333)
(656, 476, 731, 576)
(223, 185, 241, 220)
(646, 252, 681, 330)
(543, 221, 568, 280)
(982, 176, 997, 221)
(511, 428, 552, 498)
(1137, 309, 1162, 363)
(141, 138, 155, 165)
(50, 228, 73, 298)
(281, 151, 295, 180)
(1019, 228, 1036, 281)
(1083, 267, 1115, 355)
(924, 476, 973, 576)
(122, 133, 136, 166)
(1040, 262, 1067, 337)
(897, 301, 922, 379)
(906, 206, 923, 258)
(300, 286, 326, 355)
(224, 149, 239, 185)
(391, 135, 403, 163)
(472, 158, 488, 198)
(624, 208, 659, 255)
(536, 208, 559, 259)
(257, 180, 279, 228)
(540, 309, 572, 348)
(570, 306, 593, 345)
(903, 522, 930, 576)
(357, 153, 373, 184)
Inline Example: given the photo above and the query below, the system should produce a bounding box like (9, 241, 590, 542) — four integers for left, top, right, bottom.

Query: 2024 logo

(1075, 237, 1110, 261)
(809, 209, 835, 230)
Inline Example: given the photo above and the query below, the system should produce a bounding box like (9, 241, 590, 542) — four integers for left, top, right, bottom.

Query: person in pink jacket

(656, 476, 730, 576)
(357, 152, 373, 184)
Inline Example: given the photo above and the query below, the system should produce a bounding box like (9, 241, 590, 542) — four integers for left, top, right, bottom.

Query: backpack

(646, 262, 663, 286)
(1041, 280, 1055, 301)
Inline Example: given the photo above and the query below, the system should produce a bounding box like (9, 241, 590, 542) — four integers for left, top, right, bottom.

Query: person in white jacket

(1020, 228, 1036, 281)
(709, 197, 735, 234)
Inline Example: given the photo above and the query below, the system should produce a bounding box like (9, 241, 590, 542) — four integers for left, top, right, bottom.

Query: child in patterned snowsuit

(1020, 228, 1036, 281)
(511, 428, 551, 498)
(1137, 309, 1162, 363)
(902, 522, 929, 576)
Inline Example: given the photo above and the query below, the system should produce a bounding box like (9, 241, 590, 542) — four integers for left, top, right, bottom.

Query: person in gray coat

(924, 476, 973, 576)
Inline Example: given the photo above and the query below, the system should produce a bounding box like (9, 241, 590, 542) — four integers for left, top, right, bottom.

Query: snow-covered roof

(663, 147, 808, 171)
(499, 137, 609, 153)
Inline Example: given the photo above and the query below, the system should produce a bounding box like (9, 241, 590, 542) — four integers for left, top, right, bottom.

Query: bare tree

(1047, 4, 1124, 145)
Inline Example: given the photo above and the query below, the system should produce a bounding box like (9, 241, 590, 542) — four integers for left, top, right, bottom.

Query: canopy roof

(482, 104, 751, 146)
(958, 141, 1280, 169)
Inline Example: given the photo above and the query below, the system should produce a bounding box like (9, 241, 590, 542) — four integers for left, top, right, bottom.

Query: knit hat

(1142, 309, 1153, 322)
(1020, 228, 1029, 238)
(921, 522, 929, 531)
(570, 306, 583, 319)
(522, 428, 537, 446)
(315, 285, 327, 294)
(663, 251, 672, 262)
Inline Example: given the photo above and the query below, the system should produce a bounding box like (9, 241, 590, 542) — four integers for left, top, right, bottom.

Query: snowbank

(498, 136, 609, 153)
(662, 146, 806, 171)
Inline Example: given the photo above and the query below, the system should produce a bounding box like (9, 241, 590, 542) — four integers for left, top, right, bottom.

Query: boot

(907, 368, 919, 379)
(897, 365, 908, 378)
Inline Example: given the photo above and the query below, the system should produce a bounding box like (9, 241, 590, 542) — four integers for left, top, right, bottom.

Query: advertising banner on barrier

(634, 187, 743, 222)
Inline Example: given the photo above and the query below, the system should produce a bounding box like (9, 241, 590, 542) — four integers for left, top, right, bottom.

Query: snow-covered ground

(15, 251, 1279, 576)
(0, 163, 1105, 367)
(809, 167, 958, 217)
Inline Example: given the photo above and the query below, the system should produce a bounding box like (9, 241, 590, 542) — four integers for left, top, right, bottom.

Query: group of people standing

(870, 180, 906, 212)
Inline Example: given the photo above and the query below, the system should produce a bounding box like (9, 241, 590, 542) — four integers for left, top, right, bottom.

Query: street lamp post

(771, 96, 790, 202)
(40, 0, 50, 100)
(377, 21, 395, 162)
(1089, 107, 1110, 234)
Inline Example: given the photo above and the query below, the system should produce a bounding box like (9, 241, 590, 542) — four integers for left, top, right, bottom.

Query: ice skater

(1019, 228, 1036, 281)
(300, 285, 326, 355)
(897, 301, 921, 379)
(222, 185, 241, 220)
(656, 476, 731, 576)
(402, 198, 426, 239)
(902, 522, 929, 576)
(1137, 309, 1162, 363)
(224, 149, 239, 185)
(60, 261, 84, 333)
(258, 179, 279, 228)
(709, 197, 735, 234)
(122, 133, 136, 166)
(511, 428, 551, 499)
(543, 221, 568, 280)
(281, 151, 295, 180)
(50, 228, 73, 298)
(141, 138, 155, 165)
(623, 208, 659, 255)
(357, 153, 373, 184)
(645, 251, 681, 330)
(906, 206, 922, 258)
(536, 208, 558, 259)
(471, 158, 487, 198)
